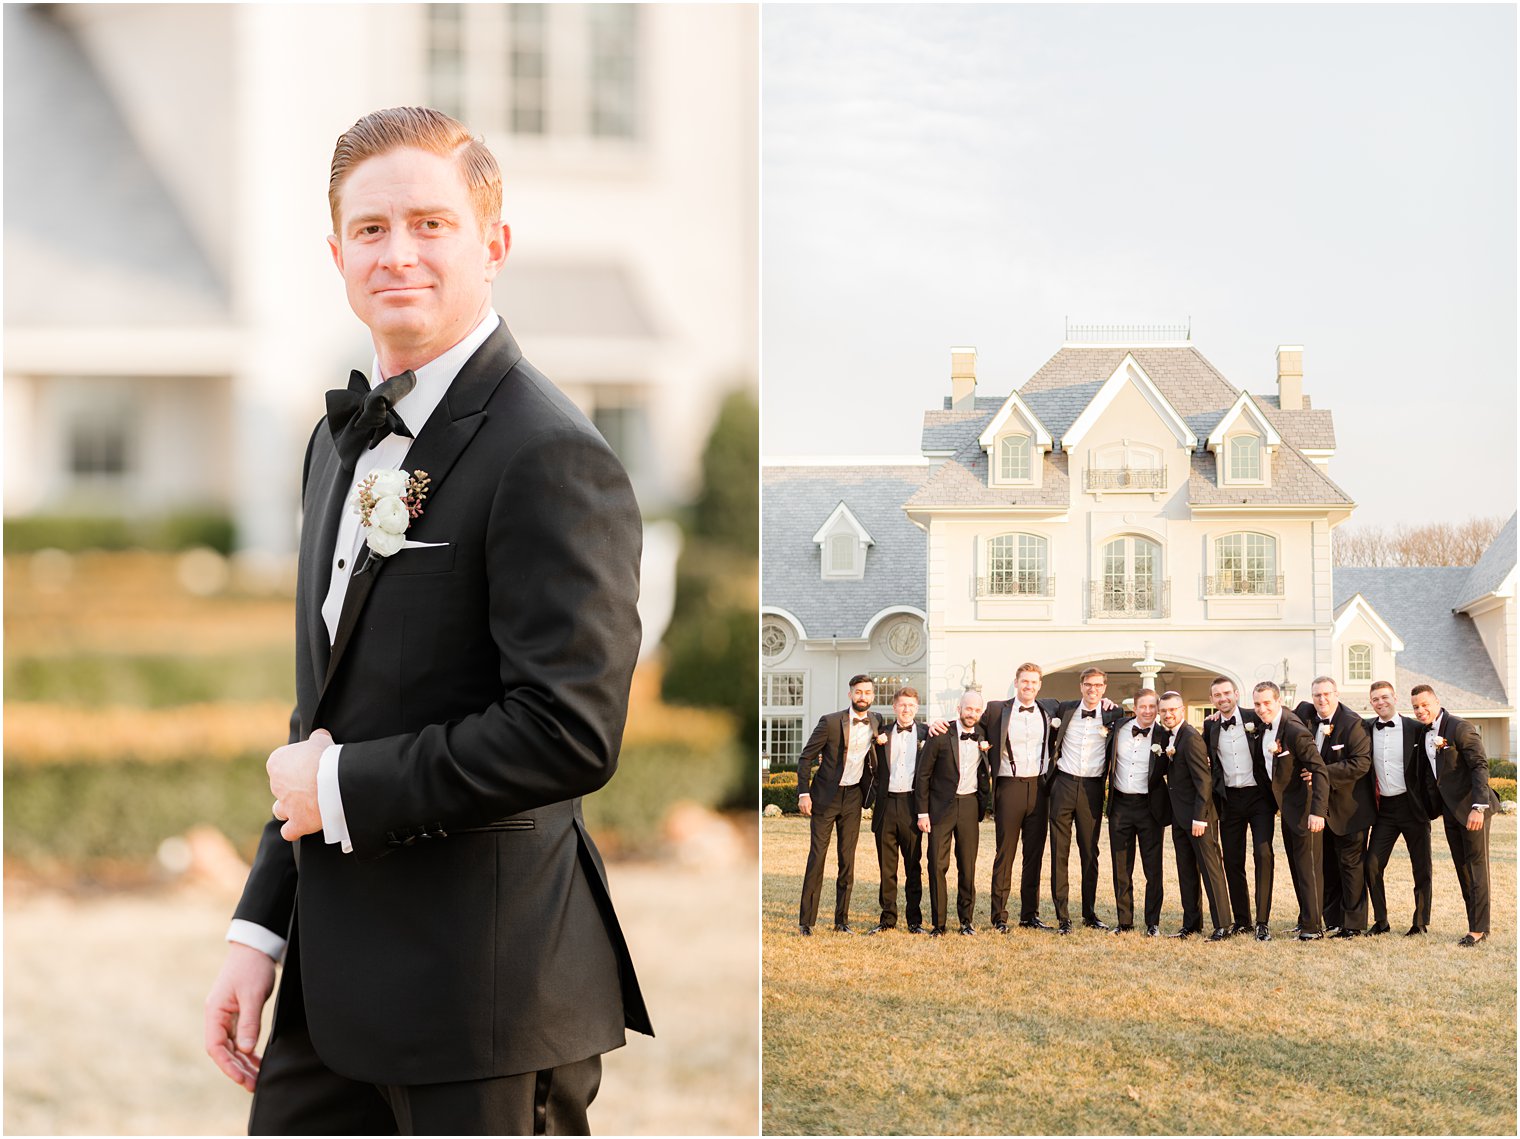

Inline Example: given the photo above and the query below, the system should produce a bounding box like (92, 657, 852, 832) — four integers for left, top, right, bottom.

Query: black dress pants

(1171, 820, 1229, 933)
(988, 775, 1046, 925)
(928, 794, 980, 931)
(1442, 806, 1494, 934)
(874, 790, 924, 928)
(1108, 792, 1163, 928)
(1322, 825, 1370, 931)
(1282, 820, 1324, 933)
(1219, 784, 1276, 926)
(798, 783, 863, 929)
(1047, 771, 1106, 924)
(1365, 793, 1432, 929)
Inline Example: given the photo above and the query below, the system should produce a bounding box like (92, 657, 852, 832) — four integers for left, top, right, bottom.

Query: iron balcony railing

(1204, 574, 1284, 597)
(976, 574, 1055, 599)
(1084, 466, 1167, 492)
(1089, 579, 1171, 618)
(1064, 319, 1191, 343)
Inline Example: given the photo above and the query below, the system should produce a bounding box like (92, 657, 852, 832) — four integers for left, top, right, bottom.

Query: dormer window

(997, 435, 1032, 481)
(1346, 643, 1373, 682)
(812, 501, 873, 581)
(1228, 435, 1262, 481)
(827, 534, 858, 575)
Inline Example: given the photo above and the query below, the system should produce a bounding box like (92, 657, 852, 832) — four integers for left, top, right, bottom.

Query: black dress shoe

(1057, 921, 1073, 935)
(798, 925, 812, 936)
(1458, 934, 1486, 947)
(862, 924, 892, 935)
(1255, 923, 1272, 942)
(1230, 923, 1253, 936)
(833, 924, 854, 934)
(959, 923, 976, 936)
(1019, 916, 1052, 930)
(907, 923, 924, 934)
(1168, 928, 1194, 940)
(1368, 922, 1392, 936)
(1083, 917, 1112, 932)
(1405, 925, 1427, 936)
(1296, 930, 1324, 941)
(1207, 928, 1232, 942)
(1113, 924, 1134, 934)
(992, 922, 1010, 934)
(928, 927, 946, 938)
(1281, 925, 1303, 938)
(1145, 924, 1160, 937)
(1331, 928, 1362, 939)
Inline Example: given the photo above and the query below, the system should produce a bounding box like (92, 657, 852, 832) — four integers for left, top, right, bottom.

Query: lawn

(762, 815, 1516, 1136)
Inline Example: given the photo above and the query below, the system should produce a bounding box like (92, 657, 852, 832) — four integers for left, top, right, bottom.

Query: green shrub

(6, 649, 293, 707)
(766, 771, 797, 787)
(762, 782, 799, 814)
(581, 740, 747, 850)
(1491, 777, 1516, 802)
(1489, 760, 1516, 781)
(4, 510, 236, 554)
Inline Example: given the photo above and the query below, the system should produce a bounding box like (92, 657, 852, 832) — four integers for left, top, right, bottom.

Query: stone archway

(1040, 651, 1252, 727)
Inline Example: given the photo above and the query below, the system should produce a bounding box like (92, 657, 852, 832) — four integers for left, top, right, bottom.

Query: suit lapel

(300, 438, 349, 693)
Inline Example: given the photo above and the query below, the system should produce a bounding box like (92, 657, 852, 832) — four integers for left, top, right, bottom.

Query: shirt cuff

(317, 743, 353, 854)
(1473, 803, 1490, 811)
(797, 792, 810, 799)
(226, 919, 286, 963)
(917, 813, 930, 821)
(1194, 820, 1207, 829)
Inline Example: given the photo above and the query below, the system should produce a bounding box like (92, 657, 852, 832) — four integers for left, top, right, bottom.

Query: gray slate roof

(1457, 512, 1517, 608)
(762, 464, 928, 638)
(1253, 395, 1338, 450)
(1335, 567, 1509, 711)
(1186, 447, 1353, 507)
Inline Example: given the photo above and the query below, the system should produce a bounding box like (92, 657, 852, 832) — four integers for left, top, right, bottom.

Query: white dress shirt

(1260, 713, 1282, 780)
(1001, 703, 1045, 777)
(1056, 704, 1106, 777)
(956, 734, 981, 795)
(887, 724, 919, 793)
(228, 311, 500, 961)
(1423, 711, 1490, 811)
(1112, 719, 1156, 795)
(841, 714, 872, 787)
(1215, 711, 1257, 789)
(1371, 717, 1408, 797)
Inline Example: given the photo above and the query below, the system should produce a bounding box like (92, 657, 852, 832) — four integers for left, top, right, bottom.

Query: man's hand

(1308, 814, 1325, 833)
(918, 817, 931, 833)
(798, 793, 812, 817)
(1300, 768, 1313, 783)
(1467, 808, 1485, 832)
(268, 728, 330, 841)
(927, 719, 951, 737)
(1191, 821, 1207, 838)
(204, 942, 277, 1092)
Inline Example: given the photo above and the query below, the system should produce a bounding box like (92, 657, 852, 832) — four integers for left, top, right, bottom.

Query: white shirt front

(841, 714, 872, 787)
(888, 724, 919, 792)
(1112, 719, 1156, 795)
(956, 733, 981, 796)
(1215, 711, 1256, 788)
(1260, 712, 1283, 779)
(1371, 717, 1408, 797)
(1056, 705, 1107, 777)
(1423, 712, 1443, 780)
(1001, 703, 1045, 777)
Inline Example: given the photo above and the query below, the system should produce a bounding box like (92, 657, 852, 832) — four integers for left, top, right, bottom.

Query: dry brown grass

(762, 816, 1516, 1135)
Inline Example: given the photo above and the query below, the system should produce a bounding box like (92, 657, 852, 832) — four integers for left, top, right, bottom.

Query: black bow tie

(1220, 720, 1235, 731)
(1081, 709, 1097, 719)
(327, 369, 416, 471)
(852, 716, 869, 725)
(1375, 719, 1396, 730)
(1318, 718, 1332, 727)
(1131, 726, 1151, 738)
(896, 723, 914, 733)
(959, 732, 976, 740)
(1017, 705, 1037, 713)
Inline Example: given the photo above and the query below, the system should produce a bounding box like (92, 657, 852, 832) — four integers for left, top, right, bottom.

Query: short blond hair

(329, 107, 502, 235)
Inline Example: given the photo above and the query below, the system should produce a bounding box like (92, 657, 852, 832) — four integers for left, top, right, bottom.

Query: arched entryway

(1037, 651, 1282, 728)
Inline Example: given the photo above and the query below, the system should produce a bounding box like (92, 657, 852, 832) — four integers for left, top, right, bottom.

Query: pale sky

(761, 4, 1517, 527)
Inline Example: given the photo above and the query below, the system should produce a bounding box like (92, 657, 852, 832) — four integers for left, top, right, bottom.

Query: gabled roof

(1016, 346, 1241, 440)
(811, 501, 874, 546)
(1185, 447, 1354, 508)
(904, 439, 1071, 511)
(976, 391, 1052, 449)
(1335, 567, 1509, 710)
(1252, 396, 1338, 451)
(1060, 354, 1197, 449)
(1332, 593, 1406, 651)
(1206, 392, 1282, 449)
(1456, 512, 1517, 611)
(762, 464, 928, 640)
(923, 407, 996, 454)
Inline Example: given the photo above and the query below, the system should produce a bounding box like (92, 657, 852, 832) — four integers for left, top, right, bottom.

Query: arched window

(984, 533, 1048, 596)
(1228, 435, 1262, 481)
(1100, 535, 1161, 615)
(1212, 532, 1279, 595)
(997, 435, 1031, 481)
(1346, 643, 1373, 682)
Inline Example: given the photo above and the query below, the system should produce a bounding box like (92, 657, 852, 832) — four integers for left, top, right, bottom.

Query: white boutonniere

(354, 468, 431, 557)
(1150, 743, 1163, 756)
(1098, 725, 1110, 738)
(875, 733, 888, 746)
(1050, 717, 1061, 728)
(1270, 741, 1283, 755)
(1433, 736, 1449, 751)
(1244, 722, 1256, 734)
(1316, 722, 1330, 737)
(1165, 745, 1176, 757)
(978, 740, 991, 752)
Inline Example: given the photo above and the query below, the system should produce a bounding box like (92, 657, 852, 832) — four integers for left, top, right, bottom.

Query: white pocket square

(400, 540, 449, 550)
(1331, 743, 1344, 751)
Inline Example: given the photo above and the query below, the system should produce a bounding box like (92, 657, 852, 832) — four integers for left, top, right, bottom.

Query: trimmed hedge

(4, 511, 236, 554)
(1490, 760, 1516, 781)
(762, 782, 799, 814)
(1491, 778, 1516, 802)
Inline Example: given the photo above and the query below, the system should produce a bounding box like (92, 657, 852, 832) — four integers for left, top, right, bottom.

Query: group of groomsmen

(794, 665, 1499, 946)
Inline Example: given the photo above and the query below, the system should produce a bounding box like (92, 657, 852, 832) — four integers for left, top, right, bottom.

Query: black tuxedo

(1159, 721, 1229, 932)
(869, 721, 930, 928)
(1295, 701, 1374, 931)
(1417, 711, 1499, 934)
(233, 322, 651, 1104)
(979, 696, 1057, 925)
(1105, 719, 1168, 929)
(1205, 708, 1277, 928)
(796, 707, 882, 929)
(1046, 701, 1125, 925)
(1253, 710, 1329, 932)
(918, 723, 991, 930)
(1363, 714, 1434, 930)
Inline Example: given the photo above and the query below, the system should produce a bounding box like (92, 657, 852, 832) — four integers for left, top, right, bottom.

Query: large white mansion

(762, 336, 1515, 767)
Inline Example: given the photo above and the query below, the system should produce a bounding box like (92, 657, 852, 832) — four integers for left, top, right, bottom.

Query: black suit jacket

(978, 697, 1058, 779)
(1252, 710, 1329, 834)
(1158, 721, 1216, 827)
(916, 724, 992, 823)
(232, 321, 651, 1085)
(1106, 718, 1170, 827)
(1363, 714, 1433, 816)
(797, 708, 882, 810)
(1294, 701, 1374, 834)
(1203, 708, 1273, 809)
(1416, 711, 1500, 824)
(868, 721, 929, 826)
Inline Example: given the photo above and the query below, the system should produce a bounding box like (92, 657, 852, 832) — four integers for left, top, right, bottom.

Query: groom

(203, 107, 651, 1134)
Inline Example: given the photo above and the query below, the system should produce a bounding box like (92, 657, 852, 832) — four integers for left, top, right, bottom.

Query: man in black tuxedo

(1204, 676, 1276, 940)
(918, 688, 992, 936)
(203, 107, 650, 1134)
(1106, 689, 1169, 936)
(796, 674, 880, 934)
(1046, 668, 1125, 933)
(1251, 681, 1329, 940)
(1410, 685, 1500, 946)
(1295, 677, 1374, 937)
(980, 663, 1057, 932)
(1363, 681, 1434, 936)
(1156, 692, 1231, 941)
(864, 687, 929, 935)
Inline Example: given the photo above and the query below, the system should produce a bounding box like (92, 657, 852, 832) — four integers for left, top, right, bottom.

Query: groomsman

(918, 689, 992, 937)
(796, 675, 881, 934)
(1362, 681, 1434, 936)
(1410, 685, 1499, 946)
(865, 688, 929, 935)
(1204, 676, 1276, 940)
(1295, 677, 1374, 937)
(1156, 692, 1231, 940)
(1046, 668, 1126, 933)
(982, 664, 1058, 932)
(1106, 689, 1169, 936)
(1251, 681, 1329, 939)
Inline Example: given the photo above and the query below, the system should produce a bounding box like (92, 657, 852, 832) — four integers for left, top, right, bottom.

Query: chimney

(1276, 344, 1303, 411)
(951, 346, 977, 411)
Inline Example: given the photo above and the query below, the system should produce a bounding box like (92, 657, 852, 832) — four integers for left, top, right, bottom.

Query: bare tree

(1333, 515, 1506, 567)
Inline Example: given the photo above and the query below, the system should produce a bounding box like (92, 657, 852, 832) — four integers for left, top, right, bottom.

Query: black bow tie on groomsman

(959, 732, 977, 741)
(1080, 709, 1097, 719)
(896, 723, 915, 733)
(327, 369, 417, 471)
(1375, 720, 1396, 730)
(1131, 726, 1151, 738)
